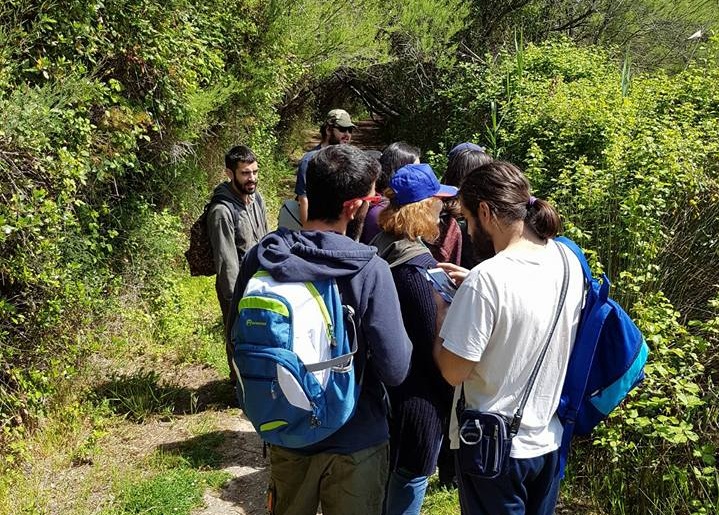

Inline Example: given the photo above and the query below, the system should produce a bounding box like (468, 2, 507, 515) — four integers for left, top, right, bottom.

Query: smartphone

(424, 267, 458, 303)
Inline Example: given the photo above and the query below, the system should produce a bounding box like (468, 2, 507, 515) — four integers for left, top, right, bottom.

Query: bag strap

(553, 237, 612, 478)
(304, 281, 360, 374)
(457, 241, 570, 437)
(554, 236, 592, 282)
(210, 194, 265, 244)
(553, 237, 609, 431)
(281, 201, 302, 227)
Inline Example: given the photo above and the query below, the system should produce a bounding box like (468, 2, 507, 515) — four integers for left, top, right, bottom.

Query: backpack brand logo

(246, 319, 267, 327)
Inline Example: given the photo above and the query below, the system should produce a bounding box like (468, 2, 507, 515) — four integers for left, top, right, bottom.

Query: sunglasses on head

(343, 194, 382, 207)
(333, 126, 353, 134)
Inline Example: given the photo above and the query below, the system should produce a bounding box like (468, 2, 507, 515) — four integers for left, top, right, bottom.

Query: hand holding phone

(424, 267, 458, 303)
(436, 262, 470, 286)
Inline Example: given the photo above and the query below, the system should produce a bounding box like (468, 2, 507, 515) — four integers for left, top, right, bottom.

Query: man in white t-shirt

(433, 161, 585, 515)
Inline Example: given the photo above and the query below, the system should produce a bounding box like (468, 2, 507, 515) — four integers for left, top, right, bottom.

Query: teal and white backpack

(231, 271, 359, 448)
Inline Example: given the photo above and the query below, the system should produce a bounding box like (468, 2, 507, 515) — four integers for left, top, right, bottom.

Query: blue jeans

(383, 468, 429, 515)
(456, 449, 561, 515)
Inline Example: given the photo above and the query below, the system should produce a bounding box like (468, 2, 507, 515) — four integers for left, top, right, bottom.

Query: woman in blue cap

(370, 163, 458, 515)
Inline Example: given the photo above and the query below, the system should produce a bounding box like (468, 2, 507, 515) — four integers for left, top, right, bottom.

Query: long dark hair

(377, 142, 420, 192)
(443, 149, 493, 218)
(444, 149, 492, 188)
(460, 161, 561, 239)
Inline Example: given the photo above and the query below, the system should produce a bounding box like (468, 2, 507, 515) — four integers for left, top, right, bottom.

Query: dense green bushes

(415, 37, 719, 514)
(1, 0, 245, 450)
(0, 0, 261, 450)
(0, 0, 470, 459)
(3, 1, 718, 512)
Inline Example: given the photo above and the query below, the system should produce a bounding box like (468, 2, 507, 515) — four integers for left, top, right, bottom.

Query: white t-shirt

(440, 239, 585, 459)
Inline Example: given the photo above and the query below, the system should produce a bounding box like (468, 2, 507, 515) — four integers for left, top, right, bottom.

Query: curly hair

(378, 190, 442, 242)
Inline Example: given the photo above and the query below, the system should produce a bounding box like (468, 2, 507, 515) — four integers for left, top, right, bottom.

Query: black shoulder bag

(456, 244, 570, 479)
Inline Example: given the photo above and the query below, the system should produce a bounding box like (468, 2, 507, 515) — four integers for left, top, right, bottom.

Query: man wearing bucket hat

(279, 109, 357, 230)
(370, 163, 459, 515)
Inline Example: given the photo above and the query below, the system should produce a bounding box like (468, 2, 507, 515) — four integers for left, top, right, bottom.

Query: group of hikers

(203, 108, 587, 515)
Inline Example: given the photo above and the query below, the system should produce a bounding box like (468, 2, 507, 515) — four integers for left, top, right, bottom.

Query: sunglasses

(333, 126, 353, 134)
(343, 194, 382, 207)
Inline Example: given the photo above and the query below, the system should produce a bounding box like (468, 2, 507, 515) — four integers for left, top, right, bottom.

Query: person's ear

(342, 200, 362, 220)
(225, 168, 234, 181)
(478, 201, 491, 223)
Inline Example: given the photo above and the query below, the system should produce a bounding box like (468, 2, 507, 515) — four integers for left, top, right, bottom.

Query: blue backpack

(555, 237, 650, 476)
(231, 271, 360, 448)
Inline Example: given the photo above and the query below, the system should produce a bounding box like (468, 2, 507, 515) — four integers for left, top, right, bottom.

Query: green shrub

(2, 0, 462, 457)
(409, 36, 719, 514)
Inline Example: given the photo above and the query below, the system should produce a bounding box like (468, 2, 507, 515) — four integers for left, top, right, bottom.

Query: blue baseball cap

(390, 163, 459, 206)
(448, 142, 486, 159)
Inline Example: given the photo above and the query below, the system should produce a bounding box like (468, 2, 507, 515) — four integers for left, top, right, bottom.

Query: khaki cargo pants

(267, 442, 389, 515)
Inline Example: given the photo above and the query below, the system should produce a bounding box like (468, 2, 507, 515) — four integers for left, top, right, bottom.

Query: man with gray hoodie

(229, 145, 412, 515)
(208, 145, 269, 376)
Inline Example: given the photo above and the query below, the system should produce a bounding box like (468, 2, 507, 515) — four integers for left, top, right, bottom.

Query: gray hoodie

(207, 182, 268, 325)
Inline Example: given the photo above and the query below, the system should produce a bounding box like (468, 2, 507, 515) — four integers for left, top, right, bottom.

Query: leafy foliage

(414, 36, 719, 514)
(2, 1, 718, 513)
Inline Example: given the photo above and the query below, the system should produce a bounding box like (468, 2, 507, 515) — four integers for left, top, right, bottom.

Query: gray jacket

(207, 182, 269, 324)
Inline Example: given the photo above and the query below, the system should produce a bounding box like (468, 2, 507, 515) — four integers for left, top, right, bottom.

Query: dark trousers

(455, 448, 561, 515)
(217, 282, 237, 382)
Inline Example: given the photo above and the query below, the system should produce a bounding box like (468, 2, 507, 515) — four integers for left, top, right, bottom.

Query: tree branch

(551, 5, 597, 32)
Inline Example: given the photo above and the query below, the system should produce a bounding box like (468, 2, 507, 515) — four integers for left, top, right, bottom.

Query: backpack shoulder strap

(555, 237, 613, 478)
(207, 196, 236, 217)
(554, 236, 592, 281)
(281, 200, 302, 226)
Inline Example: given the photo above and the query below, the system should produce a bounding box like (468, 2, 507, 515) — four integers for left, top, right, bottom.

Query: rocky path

(192, 413, 267, 515)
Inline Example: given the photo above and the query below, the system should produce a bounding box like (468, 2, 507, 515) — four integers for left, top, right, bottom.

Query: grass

(149, 432, 226, 470)
(106, 465, 231, 515)
(421, 476, 459, 514)
(0, 264, 235, 514)
(93, 369, 180, 422)
(0, 396, 233, 515)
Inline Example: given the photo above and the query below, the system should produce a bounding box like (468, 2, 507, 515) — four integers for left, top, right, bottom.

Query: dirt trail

(192, 119, 387, 514)
(192, 414, 267, 515)
(297, 119, 386, 155)
(173, 366, 268, 515)
(348, 119, 386, 150)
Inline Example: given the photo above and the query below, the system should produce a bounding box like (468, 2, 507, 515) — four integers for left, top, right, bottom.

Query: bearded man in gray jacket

(207, 145, 269, 377)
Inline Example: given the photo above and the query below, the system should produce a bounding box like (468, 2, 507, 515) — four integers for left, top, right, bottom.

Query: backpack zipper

(304, 282, 335, 345)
